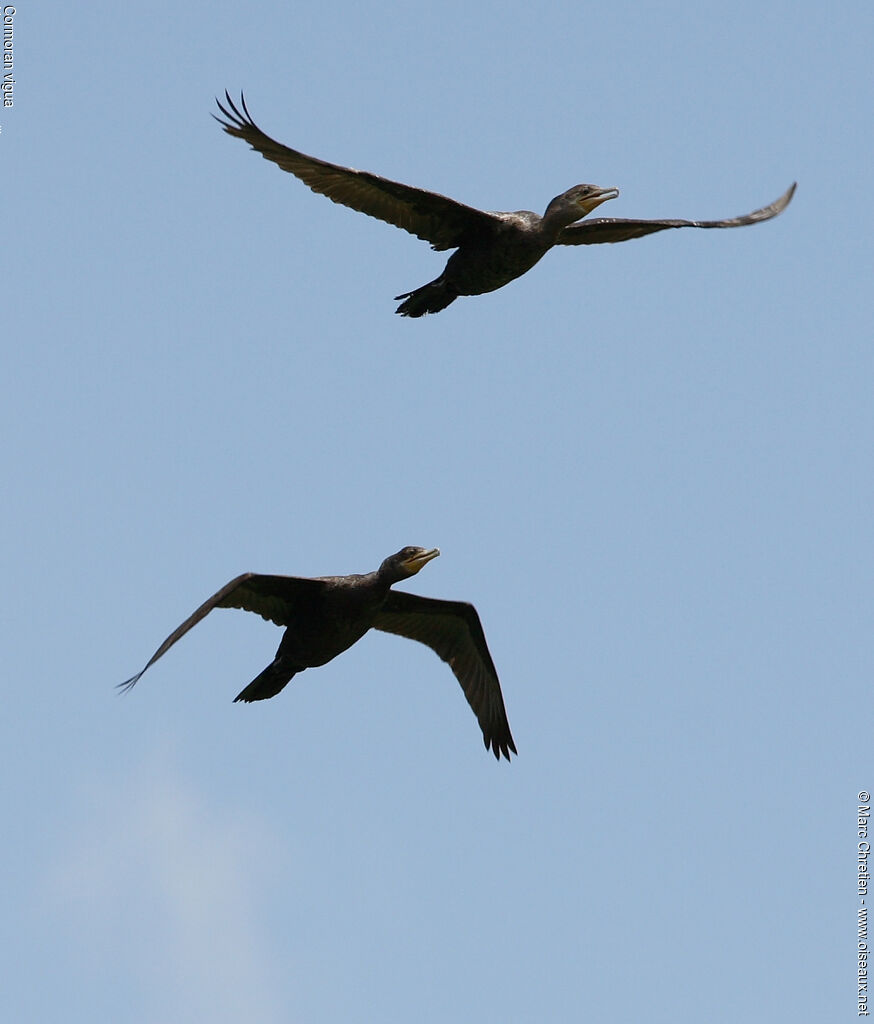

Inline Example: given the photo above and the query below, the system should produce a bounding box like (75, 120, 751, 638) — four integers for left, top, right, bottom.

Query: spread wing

(118, 573, 325, 692)
(214, 92, 500, 251)
(373, 591, 516, 760)
(558, 182, 796, 245)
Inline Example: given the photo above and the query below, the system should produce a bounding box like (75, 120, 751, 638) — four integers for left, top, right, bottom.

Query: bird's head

(544, 184, 619, 227)
(380, 546, 441, 582)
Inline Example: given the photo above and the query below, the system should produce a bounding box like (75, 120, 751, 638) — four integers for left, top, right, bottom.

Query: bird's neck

(373, 568, 401, 591)
(541, 206, 580, 240)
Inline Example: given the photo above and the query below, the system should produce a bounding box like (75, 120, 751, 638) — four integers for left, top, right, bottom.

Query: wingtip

(486, 733, 517, 762)
(214, 90, 253, 131)
(776, 181, 797, 212)
(116, 671, 143, 695)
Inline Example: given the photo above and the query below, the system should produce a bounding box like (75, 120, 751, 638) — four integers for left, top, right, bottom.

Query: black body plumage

(120, 547, 517, 760)
(214, 92, 795, 316)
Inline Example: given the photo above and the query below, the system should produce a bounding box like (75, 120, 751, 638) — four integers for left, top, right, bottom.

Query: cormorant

(214, 91, 796, 317)
(119, 547, 516, 760)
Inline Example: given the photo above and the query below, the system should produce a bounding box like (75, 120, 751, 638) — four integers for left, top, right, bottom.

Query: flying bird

(119, 547, 516, 760)
(214, 91, 796, 317)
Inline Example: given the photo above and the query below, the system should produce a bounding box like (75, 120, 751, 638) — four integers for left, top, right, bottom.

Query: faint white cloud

(42, 754, 292, 1024)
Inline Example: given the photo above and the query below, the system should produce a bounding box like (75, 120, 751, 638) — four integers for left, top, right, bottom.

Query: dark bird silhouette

(119, 547, 516, 760)
(214, 91, 796, 316)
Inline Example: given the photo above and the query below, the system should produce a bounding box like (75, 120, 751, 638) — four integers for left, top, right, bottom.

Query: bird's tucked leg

(233, 659, 300, 702)
(394, 277, 457, 317)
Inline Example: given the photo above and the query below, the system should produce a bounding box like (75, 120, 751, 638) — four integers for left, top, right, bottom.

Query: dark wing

(118, 573, 326, 692)
(373, 591, 516, 761)
(214, 92, 500, 251)
(558, 182, 796, 245)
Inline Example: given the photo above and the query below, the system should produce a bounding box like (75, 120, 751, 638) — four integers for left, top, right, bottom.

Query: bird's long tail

(394, 278, 457, 317)
(233, 659, 300, 702)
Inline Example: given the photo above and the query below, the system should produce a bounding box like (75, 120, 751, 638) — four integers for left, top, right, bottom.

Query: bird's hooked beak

(577, 186, 620, 216)
(402, 548, 440, 574)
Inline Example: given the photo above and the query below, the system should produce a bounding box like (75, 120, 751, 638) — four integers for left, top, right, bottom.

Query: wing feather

(373, 591, 516, 760)
(118, 573, 325, 692)
(558, 183, 796, 245)
(214, 92, 500, 251)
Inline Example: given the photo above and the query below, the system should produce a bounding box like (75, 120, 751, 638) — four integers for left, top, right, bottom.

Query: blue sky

(4, 2, 873, 1021)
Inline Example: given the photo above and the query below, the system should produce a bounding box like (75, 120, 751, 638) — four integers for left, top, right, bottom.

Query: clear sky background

(3, 2, 872, 1021)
